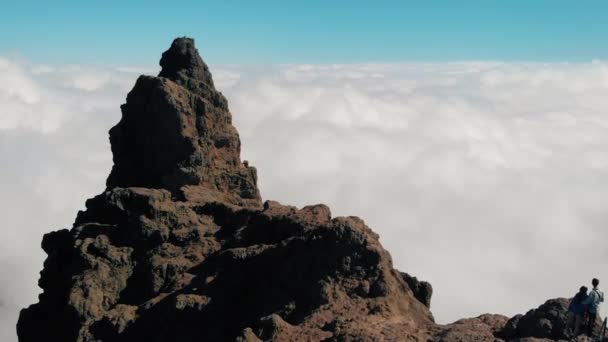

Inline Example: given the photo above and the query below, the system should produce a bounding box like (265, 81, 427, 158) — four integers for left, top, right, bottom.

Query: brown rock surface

(106, 37, 261, 208)
(499, 298, 605, 341)
(17, 38, 435, 342)
(435, 314, 509, 341)
(18, 37, 602, 342)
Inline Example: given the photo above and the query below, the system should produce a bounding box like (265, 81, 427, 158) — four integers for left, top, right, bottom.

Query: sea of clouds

(2, 56, 608, 340)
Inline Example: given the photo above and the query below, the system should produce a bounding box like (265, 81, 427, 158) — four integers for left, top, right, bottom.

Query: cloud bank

(2, 57, 608, 340)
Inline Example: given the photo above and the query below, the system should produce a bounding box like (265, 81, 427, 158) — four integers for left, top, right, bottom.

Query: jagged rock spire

(159, 37, 215, 88)
(106, 37, 261, 208)
(15, 37, 438, 339)
(17, 37, 590, 342)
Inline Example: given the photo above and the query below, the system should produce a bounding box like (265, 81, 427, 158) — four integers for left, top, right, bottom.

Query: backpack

(592, 289, 604, 308)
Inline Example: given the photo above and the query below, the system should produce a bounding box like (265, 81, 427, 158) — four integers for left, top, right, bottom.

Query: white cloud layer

(2, 57, 608, 340)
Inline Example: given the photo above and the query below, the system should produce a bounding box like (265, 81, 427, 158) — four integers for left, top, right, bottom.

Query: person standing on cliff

(567, 286, 588, 337)
(583, 278, 604, 336)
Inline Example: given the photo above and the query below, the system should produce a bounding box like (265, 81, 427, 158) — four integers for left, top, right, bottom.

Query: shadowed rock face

(158, 37, 215, 86)
(17, 37, 593, 342)
(498, 298, 605, 341)
(401, 272, 433, 308)
(17, 38, 435, 342)
(106, 37, 260, 208)
(500, 299, 571, 340)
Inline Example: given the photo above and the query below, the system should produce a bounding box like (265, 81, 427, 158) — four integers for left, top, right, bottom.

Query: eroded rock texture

(499, 298, 604, 341)
(401, 272, 433, 309)
(18, 37, 600, 342)
(106, 37, 261, 208)
(17, 38, 435, 342)
(436, 314, 509, 342)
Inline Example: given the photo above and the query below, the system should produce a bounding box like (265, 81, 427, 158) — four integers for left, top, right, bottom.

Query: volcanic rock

(106, 37, 261, 208)
(499, 298, 571, 340)
(18, 37, 600, 342)
(17, 38, 435, 342)
(401, 272, 433, 308)
(499, 298, 604, 341)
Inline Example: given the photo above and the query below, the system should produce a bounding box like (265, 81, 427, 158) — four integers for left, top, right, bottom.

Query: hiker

(583, 278, 605, 336)
(567, 286, 589, 337)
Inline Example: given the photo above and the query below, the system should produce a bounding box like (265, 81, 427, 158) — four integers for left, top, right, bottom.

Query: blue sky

(1, 1, 607, 64)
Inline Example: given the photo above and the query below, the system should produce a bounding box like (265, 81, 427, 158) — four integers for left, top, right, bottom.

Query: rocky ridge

(17, 38, 605, 341)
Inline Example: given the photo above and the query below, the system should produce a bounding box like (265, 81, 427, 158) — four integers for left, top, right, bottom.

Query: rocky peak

(106, 38, 261, 208)
(17, 37, 436, 342)
(19, 37, 594, 342)
(158, 37, 215, 92)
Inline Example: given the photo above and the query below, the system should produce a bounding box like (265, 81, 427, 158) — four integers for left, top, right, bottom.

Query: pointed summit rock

(159, 37, 215, 88)
(106, 37, 261, 208)
(17, 37, 436, 342)
(22, 37, 575, 342)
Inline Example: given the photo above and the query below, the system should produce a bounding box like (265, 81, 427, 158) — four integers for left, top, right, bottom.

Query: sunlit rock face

(19, 37, 593, 342)
(17, 38, 435, 342)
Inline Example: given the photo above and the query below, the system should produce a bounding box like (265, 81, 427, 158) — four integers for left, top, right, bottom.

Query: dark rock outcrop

(18, 37, 599, 342)
(500, 298, 570, 340)
(433, 298, 605, 341)
(499, 298, 604, 341)
(401, 272, 433, 308)
(17, 38, 435, 342)
(106, 37, 260, 208)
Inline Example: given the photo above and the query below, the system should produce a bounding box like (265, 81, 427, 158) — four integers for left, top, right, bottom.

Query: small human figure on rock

(583, 278, 604, 337)
(567, 286, 588, 337)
